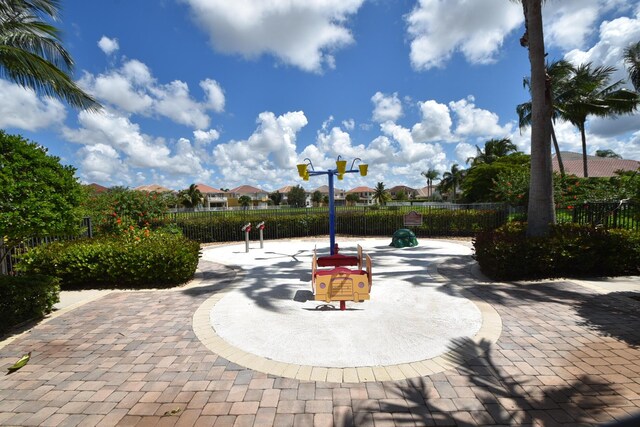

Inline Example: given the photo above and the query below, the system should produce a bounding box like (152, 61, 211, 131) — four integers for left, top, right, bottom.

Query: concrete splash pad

(196, 239, 500, 379)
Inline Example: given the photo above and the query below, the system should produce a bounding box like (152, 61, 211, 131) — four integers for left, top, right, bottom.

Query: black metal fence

(556, 201, 639, 231)
(0, 217, 93, 275)
(168, 204, 510, 243)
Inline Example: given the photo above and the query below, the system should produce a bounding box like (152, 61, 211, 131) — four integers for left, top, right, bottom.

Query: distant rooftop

(135, 184, 173, 193)
(553, 152, 639, 177)
(196, 183, 224, 194)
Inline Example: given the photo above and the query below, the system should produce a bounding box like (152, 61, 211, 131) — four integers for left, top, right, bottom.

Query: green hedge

(173, 208, 506, 242)
(473, 222, 640, 280)
(17, 232, 201, 289)
(0, 274, 60, 334)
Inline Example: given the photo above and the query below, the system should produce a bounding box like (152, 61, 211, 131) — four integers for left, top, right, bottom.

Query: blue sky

(2, 0, 639, 191)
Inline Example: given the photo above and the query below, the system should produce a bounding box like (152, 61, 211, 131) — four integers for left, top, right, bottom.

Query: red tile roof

(196, 183, 224, 194)
(230, 185, 267, 194)
(87, 183, 108, 193)
(552, 157, 639, 177)
(347, 186, 376, 193)
(135, 184, 173, 193)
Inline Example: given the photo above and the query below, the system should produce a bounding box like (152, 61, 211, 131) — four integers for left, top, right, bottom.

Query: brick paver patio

(1, 249, 639, 426)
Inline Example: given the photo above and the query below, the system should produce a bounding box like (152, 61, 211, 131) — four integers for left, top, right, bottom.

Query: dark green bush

(17, 232, 200, 289)
(474, 222, 640, 280)
(0, 274, 60, 334)
(172, 207, 507, 242)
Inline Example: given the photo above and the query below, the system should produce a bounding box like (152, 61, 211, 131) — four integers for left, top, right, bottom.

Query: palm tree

(559, 63, 639, 177)
(517, 59, 575, 178)
(421, 169, 439, 198)
(0, 0, 100, 110)
(623, 41, 640, 91)
(467, 138, 518, 166)
(372, 182, 389, 206)
(439, 164, 465, 203)
(238, 195, 252, 209)
(179, 184, 203, 209)
(518, 0, 555, 236)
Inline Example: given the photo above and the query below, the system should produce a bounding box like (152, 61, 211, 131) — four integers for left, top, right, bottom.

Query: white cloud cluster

(79, 58, 225, 129)
(0, 80, 66, 130)
(213, 111, 308, 186)
(180, 0, 365, 72)
(406, 0, 522, 70)
(98, 36, 119, 55)
(564, 6, 640, 85)
(62, 110, 213, 185)
(371, 92, 403, 123)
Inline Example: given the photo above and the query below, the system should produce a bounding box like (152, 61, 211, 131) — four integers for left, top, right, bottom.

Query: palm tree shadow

(352, 338, 623, 427)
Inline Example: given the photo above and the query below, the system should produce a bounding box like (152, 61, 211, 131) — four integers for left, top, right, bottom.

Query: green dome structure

(390, 228, 418, 248)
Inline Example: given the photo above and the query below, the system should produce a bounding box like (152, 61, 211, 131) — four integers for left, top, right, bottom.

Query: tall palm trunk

(523, 0, 555, 236)
(550, 123, 565, 177)
(579, 123, 588, 177)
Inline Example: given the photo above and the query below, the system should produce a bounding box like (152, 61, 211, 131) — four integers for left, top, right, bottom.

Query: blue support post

(328, 171, 336, 255)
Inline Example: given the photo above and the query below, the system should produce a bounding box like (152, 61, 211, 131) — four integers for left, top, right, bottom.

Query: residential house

(346, 186, 376, 205)
(195, 183, 228, 209)
(135, 184, 173, 193)
(415, 185, 440, 200)
(228, 185, 270, 208)
(553, 152, 639, 177)
(389, 185, 418, 199)
(313, 185, 346, 206)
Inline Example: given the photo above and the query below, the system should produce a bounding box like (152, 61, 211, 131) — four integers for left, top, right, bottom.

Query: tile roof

(313, 185, 345, 193)
(389, 185, 417, 193)
(552, 157, 639, 177)
(347, 186, 376, 193)
(230, 185, 267, 194)
(195, 183, 224, 194)
(87, 183, 108, 193)
(135, 184, 174, 193)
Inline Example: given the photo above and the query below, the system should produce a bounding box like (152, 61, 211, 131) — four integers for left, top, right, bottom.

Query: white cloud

(181, 0, 365, 72)
(544, 0, 628, 51)
(77, 143, 128, 184)
(0, 80, 66, 130)
(406, 0, 522, 70)
(564, 9, 640, 87)
(342, 119, 355, 130)
(152, 80, 212, 129)
(63, 109, 213, 180)
(449, 96, 513, 138)
(411, 100, 454, 143)
(213, 111, 308, 187)
(200, 79, 225, 112)
(454, 142, 477, 165)
(97, 36, 119, 55)
(193, 129, 221, 144)
(371, 92, 403, 123)
(80, 57, 226, 129)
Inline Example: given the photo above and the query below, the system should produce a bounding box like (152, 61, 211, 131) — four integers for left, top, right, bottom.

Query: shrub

(0, 274, 60, 334)
(17, 232, 200, 289)
(474, 222, 640, 280)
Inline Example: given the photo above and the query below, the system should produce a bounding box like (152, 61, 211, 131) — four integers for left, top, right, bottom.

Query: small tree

(595, 149, 622, 159)
(0, 131, 83, 263)
(238, 195, 252, 209)
(268, 191, 283, 206)
(395, 190, 407, 201)
(345, 193, 360, 206)
(312, 190, 323, 207)
(287, 185, 307, 208)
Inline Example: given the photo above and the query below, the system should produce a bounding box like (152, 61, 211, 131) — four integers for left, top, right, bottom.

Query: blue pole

(328, 171, 336, 255)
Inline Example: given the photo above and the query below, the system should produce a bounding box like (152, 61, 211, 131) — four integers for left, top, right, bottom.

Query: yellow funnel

(359, 164, 368, 176)
(297, 163, 308, 178)
(336, 159, 347, 175)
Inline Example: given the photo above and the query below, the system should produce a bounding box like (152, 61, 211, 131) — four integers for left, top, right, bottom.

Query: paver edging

(193, 252, 502, 383)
